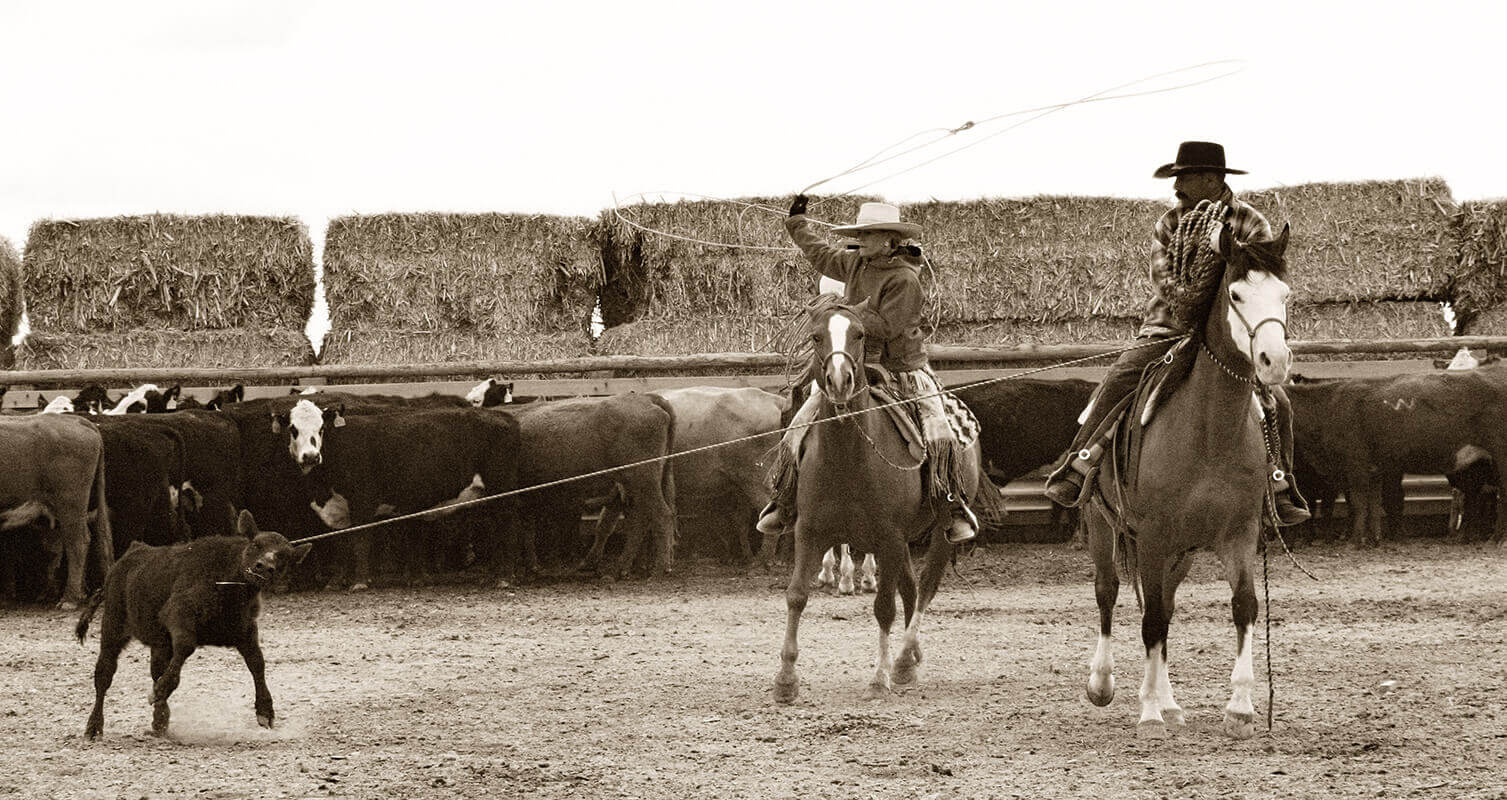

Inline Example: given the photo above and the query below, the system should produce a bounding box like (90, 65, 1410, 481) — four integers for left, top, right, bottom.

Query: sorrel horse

(772, 302, 987, 703)
(1083, 223, 1293, 739)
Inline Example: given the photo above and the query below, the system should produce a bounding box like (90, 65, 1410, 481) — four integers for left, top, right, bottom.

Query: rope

(806, 60, 1245, 199)
(287, 336, 1185, 547)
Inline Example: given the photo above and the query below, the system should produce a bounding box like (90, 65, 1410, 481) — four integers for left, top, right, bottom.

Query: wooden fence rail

(2, 336, 1502, 389)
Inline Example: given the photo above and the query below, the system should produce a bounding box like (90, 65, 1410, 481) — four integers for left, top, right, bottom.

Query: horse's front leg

(865, 543, 898, 700)
(1085, 514, 1118, 707)
(773, 532, 825, 704)
(1136, 548, 1187, 738)
(1222, 542, 1261, 739)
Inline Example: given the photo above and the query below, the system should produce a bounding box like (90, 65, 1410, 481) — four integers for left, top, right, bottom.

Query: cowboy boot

(1270, 469, 1311, 526)
(946, 501, 978, 544)
(1043, 443, 1102, 509)
(756, 500, 791, 537)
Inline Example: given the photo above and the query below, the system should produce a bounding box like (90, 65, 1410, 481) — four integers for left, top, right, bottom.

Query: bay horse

(1083, 223, 1293, 739)
(772, 302, 988, 703)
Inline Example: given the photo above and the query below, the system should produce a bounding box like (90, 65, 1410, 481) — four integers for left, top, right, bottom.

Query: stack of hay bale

(1449, 199, 1507, 334)
(592, 196, 879, 357)
(19, 215, 316, 369)
(318, 213, 597, 365)
(0, 236, 23, 369)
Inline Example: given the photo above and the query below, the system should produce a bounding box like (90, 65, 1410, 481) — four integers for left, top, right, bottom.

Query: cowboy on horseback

(1043, 141, 1310, 525)
(757, 196, 979, 545)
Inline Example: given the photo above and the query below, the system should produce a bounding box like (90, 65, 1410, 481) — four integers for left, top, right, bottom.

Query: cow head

(273, 399, 345, 473)
(72, 385, 114, 415)
(40, 395, 75, 414)
(206, 384, 245, 410)
(467, 377, 514, 407)
(235, 510, 312, 588)
(107, 383, 178, 414)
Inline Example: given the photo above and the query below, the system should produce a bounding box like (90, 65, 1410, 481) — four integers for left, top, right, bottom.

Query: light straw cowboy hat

(830, 202, 922, 239)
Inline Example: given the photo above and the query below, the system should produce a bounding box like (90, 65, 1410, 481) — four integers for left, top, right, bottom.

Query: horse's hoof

(1136, 719, 1167, 740)
(256, 714, 273, 729)
(1163, 708, 1187, 727)
(891, 663, 918, 688)
(772, 677, 800, 705)
(56, 600, 78, 612)
(1085, 675, 1115, 707)
(84, 723, 101, 741)
(491, 578, 512, 590)
(860, 580, 877, 594)
(1223, 710, 1258, 740)
(838, 581, 855, 596)
(348, 582, 369, 593)
(863, 681, 890, 701)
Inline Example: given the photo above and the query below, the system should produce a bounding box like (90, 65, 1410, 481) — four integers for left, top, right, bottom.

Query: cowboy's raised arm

(784, 195, 859, 284)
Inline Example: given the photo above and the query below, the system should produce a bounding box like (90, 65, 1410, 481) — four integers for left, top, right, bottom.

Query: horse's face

(810, 303, 868, 405)
(1218, 224, 1293, 386)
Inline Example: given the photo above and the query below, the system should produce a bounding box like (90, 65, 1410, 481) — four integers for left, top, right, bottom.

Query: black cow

(88, 415, 194, 554)
(274, 399, 522, 590)
(1288, 370, 1507, 545)
(177, 384, 245, 411)
(121, 410, 244, 538)
(962, 377, 1098, 539)
(72, 386, 116, 415)
(76, 510, 310, 739)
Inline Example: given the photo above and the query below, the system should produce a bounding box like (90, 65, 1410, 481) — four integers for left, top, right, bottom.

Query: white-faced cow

(272, 399, 522, 590)
(0, 415, 113, 608)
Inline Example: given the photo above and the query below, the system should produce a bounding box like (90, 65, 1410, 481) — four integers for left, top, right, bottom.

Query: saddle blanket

(870, 366, 981, 451)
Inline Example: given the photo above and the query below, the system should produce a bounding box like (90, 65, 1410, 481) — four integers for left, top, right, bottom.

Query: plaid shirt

(1138, 186, 1273, 337)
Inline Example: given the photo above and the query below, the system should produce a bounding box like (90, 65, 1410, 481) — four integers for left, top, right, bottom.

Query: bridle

(814, 313, 923, 472)
(1208, 274, 1289, 388)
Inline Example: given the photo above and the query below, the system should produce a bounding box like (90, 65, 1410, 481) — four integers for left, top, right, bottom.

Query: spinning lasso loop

(288, 336, 1184, 547)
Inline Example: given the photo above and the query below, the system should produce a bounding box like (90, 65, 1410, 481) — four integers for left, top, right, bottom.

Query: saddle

(1097, 339, 1196, 506)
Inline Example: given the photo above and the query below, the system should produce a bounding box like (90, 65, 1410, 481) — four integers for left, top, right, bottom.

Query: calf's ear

(237, 509, 258, 538)
(290, 543, 313, 564)
(271, 412, 289, 433)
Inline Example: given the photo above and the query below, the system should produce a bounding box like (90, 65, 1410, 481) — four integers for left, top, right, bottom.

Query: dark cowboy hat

(1153, 141, 1248, 179)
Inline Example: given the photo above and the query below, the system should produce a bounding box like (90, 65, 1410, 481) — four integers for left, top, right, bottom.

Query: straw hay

(903, 196, 1166, 324)
(322, 213, 601, 336)
(600, 195, 881, 326)
(23, 214, 315, 332)
(591, 315, 805, 356)
(1447, 199, 1507, 321)
(1462, 305, 1507, 336)
(1244, 178, 1456, 303)
(320, 328, 591, 366)
(1290, 300, 1451, 342)
(1, 236, 22, 359)
(927, 318, 1141, 347)
(16, 328, 313, 370)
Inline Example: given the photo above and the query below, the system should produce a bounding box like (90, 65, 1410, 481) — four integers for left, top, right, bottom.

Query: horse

(772, 302, 990, 703)
(1082, 222, 1293, 740)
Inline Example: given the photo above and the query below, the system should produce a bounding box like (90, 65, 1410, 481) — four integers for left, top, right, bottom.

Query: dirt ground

(2, 538, 1504, 800)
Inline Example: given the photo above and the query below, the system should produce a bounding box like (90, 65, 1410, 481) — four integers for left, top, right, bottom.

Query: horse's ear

(850, 297, 873, 315)
(1271, 223, 1291, 254)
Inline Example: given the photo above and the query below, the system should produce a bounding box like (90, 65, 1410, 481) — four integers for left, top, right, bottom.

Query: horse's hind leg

(838, 545, 856, 595)
(893, 529, 942, 688)
(1221, 539, 1261, 739)
(814, 547, 837, 590)
(773, 532, 824, 704)
(1085, 513, 1118, 707)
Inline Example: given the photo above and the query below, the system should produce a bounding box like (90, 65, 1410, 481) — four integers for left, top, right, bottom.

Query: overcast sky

(2, 1, 1504, 252)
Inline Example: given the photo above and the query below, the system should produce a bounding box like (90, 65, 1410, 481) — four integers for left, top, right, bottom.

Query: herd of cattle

(1, 351, 1504, 611)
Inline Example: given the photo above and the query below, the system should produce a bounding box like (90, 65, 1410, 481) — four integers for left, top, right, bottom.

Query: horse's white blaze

(1226, 271, 1291, 384)
(825, 313, 855, 395)
(1226, 627, 1257, 718)
(311, 490, 351, 529)
(1139, 642, 1168, 726)
(288, 399, 327, 470)
(1088, 633, 1115, 697)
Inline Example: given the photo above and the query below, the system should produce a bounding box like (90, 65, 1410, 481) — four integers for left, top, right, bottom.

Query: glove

(788, 194, 809, 217)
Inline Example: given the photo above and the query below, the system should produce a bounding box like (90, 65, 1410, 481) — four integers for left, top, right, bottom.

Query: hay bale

(1463, 304, 1507, 336)
(904, 196, 1167, 324)
(601, 195, 882, 326)
(1448, 199, 1507, 322)
(320, 328, 591, 365)
(927, 317, 1141, 347)
(1291, 300, 1451, 341)
(23, 214, 315, 332)
(16, 328, 312, 370)
(1, 236, 22, 366)
(1244, 178, 1456, 303)
(591, 315, 804, 356)
(322, 213, 600, 336)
